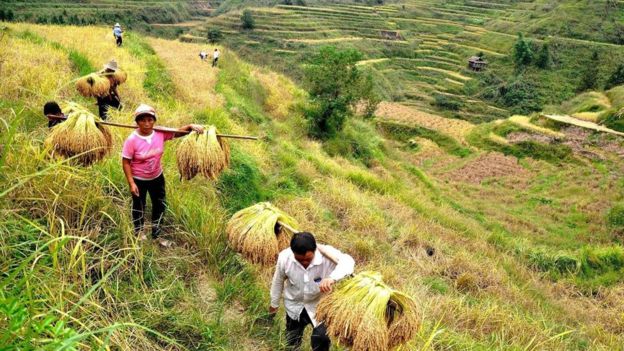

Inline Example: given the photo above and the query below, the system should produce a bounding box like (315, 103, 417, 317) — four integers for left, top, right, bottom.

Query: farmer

(97, 59, 122, 120)
(43, 101, 65, 128)
(212, 48, 220, 67)
(113, 23, 123, 47)
(270, 232, 355, 351)
(121, 104, 204, 248)
(199, 50, 207, 61)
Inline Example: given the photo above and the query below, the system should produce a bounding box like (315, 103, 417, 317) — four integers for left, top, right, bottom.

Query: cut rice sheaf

(176, 125, 230, 180)
(75, 73, 110, 97)
(316, 271, 419, 351)
(45, 102, 112, 165)
(226, 202, 298, 265)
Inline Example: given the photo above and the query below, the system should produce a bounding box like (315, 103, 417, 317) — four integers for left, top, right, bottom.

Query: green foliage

(607, 203, 624, 235)
(241, 9, 255, 30)
(499, 76, 543, 114)
(304, 46, 378, 139)
(207, 27, 224, 43)
(126, 35, 176, 101)
(68, 50, 94, 77)
(535, 43, 552, 69)
(578, 51, 600, 92)
(433, 93, 463, 111)
(377, 120, 471, 157)
(602, 108, 624, 132)
(323, 119, 385, 167)
(216, 148, 267, 213)
(513, 33, 533, 68)
(605, 64, 624, 90)
(577, 246, 624, 288)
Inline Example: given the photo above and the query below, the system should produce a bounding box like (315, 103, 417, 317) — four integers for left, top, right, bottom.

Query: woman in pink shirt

(122, 104, 203, 247)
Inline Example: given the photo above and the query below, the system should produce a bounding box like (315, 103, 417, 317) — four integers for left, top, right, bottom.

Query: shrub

(323, 119, 385, 167)
(605, 64, 624, 90)
(304, 46, 377, 139)
(513, 33, 533, 68)
(207, 27, 223, 43)
(535, 43, 552, 69)
(241, 9, 254, 30)
(499, 77, 543, 114)
(607, 203, 624, 234)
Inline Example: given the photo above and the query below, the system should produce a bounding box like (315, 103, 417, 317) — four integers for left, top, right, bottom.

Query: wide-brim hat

(134, 103, 157, 121)
(103, 59, 118, 71)
(115, 23, 120, 27)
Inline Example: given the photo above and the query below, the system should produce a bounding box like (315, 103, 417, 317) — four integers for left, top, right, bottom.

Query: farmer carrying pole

(122, 104, 204, 248)
(113, 23, 123, 47)
(97, 59, 122, 120)
(270, 232, 355, 351)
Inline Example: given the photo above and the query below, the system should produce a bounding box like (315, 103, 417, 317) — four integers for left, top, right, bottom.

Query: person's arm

(122, 158, 139, 197)
(269, 254, 286, 314)
(172, 124, 204, 138)
(319, 245, 355, 293)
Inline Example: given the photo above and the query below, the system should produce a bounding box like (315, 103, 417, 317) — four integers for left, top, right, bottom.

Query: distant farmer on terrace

(212, 48, 220, 67)
(270, 232, 355, 351)
(122, 104, 205, 248)
(113, 23, 123, 47)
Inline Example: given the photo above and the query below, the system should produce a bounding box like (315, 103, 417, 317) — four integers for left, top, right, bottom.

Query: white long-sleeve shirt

(270, 245, 355, 327)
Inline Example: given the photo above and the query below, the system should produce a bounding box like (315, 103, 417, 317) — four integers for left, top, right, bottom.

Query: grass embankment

(2, 22, 624, 350)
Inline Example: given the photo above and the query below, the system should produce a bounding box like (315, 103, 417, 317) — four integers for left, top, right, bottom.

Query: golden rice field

(2, 20, 624, 351)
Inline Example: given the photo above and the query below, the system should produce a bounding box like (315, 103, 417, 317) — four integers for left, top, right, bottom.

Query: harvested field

(446, 152, 530, 184)
(376, 102, 474, 141)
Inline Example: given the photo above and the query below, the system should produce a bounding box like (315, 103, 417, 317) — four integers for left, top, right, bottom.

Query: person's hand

(130, 182, 139, 197)
(319, 278, 335, 293)
(190, 124, 204, 134)
(269, 306, 278, 315)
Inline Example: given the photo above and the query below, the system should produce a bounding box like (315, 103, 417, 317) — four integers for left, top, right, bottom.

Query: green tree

(0, 10, 5, 21)
(535, 43, 552, 69)
(304, 46, 378, 138)
(207, 28, 223, 43)
(578, 51, 600, 92)
(241, 9, 254, 30)
(605, 64, 624, 89)
(513, 33, 533, 68)
(7, 9, 14, 21)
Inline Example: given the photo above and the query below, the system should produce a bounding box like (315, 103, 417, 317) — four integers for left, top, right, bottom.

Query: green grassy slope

(2, 18, 624, 351)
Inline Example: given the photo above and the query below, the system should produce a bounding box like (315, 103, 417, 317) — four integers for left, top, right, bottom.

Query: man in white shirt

(270, 232, 355, 351)
(212, 48, 220, 67)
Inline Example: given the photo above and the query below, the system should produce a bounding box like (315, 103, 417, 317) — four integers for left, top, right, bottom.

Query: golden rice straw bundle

(45, 102, 112, 165)
(177, 126, 230, 180)
(75, 73, 111, 97)
(100, 69, 127, 85)
(316, 271, 419, 351)
(226, 202, 298, 265)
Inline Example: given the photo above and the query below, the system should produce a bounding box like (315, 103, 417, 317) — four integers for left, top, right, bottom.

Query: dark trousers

(97, 95, 121, 120)
(212, 57, 218, 67)
(285, 309, 330, 351)
(116, 36, 122, 47)
(132, 174, 166, 238)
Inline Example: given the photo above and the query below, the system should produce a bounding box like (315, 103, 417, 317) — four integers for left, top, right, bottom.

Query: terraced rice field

(192, 0, 517, 122)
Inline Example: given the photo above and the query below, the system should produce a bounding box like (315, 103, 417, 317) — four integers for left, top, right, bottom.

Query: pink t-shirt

(122, 130, 175, 180)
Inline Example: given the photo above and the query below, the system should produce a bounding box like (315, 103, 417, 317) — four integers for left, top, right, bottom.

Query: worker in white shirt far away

(269, 232, 355, 351)
(212, 48, 220, 67)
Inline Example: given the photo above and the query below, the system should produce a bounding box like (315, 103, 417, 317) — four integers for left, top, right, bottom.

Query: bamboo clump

(45, 102, 112, 165)
(75, 73, 111, 97)
(226, 202, 298, 265)
(316, 271, 419, 351)
(176, 126, 230, 180)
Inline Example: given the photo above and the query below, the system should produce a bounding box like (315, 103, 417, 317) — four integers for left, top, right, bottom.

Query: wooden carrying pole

(277, 221, 340, 265)
(46, 115, 259, 140)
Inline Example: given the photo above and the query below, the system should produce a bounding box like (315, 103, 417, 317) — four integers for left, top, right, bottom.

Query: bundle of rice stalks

(75, 73, 111, 97)
(100, 69, 127, 85)
(226, 202, 298, 265)
(45, 102, 112, 165)
(176, 126, 230, 180)
(316, 271, 419, 351)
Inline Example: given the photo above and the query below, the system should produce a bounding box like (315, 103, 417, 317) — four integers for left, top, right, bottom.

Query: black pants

(285, 309, 330, 351)
(116, 36, 122, 47)
(132, 174, 166, 239)
(212, 57, 218, 67)
(97, 95, 121, 120)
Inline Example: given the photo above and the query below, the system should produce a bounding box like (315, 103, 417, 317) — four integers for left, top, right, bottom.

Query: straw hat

(134, 104, 157, 121)
(114, 23, 121, 27)
(103, 59, 118, 71)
